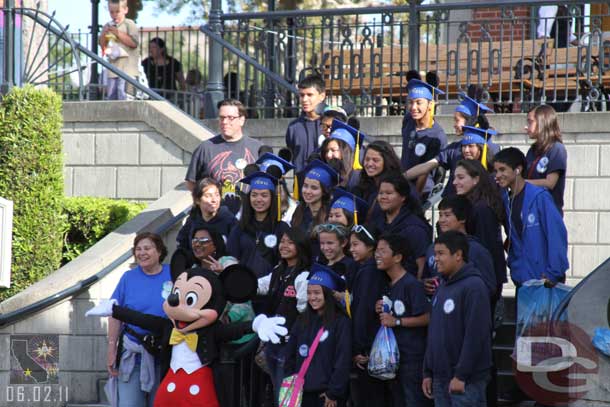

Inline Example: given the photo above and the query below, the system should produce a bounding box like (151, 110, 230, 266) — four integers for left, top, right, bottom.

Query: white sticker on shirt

(393, 300, 406, 317)
(162, 281, 173, 299)
(320, 330, 329, 342)
(235, 158, 248, 170)
(444, 298, 455, 314)
(264, 234, 277, 248)
(536, 156, 549, 173)
(528, 213, 536, 224)
(415, 143, 427, 157)
(299, 344, 309, 357)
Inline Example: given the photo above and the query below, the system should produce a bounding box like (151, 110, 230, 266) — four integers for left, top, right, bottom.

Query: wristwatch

(395, 318, 401, 327)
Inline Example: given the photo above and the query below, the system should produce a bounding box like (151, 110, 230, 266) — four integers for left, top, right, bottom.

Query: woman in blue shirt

(109, 232, 171, 407)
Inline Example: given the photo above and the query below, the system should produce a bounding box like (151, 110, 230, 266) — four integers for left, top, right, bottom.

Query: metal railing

(209, 0, 610, 116)
(5, 1, 610, 120)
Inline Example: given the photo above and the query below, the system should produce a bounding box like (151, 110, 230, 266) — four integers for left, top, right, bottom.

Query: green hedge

(62, 197, 146, 264)
(0, 86, 66, 301)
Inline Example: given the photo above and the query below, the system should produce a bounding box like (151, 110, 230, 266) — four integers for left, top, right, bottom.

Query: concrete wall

(62, 101, 213, 201)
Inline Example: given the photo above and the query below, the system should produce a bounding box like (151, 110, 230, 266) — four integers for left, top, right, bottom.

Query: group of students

(165, 74, 570, 407)
(105, 71, 570, 407)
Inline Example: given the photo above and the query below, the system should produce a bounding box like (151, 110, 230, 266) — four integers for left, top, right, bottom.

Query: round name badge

(536, 156, 549, 173)
(393, 300, 406, 317)
(444, 298, 455, 314)
(528, 213, 536, 224)
(299, 344, 309, 357)
(235, 158, 248, 170)
(415, 142, 427, 157)
(161, 281, 173, 299)
(264, 234, 277, 248)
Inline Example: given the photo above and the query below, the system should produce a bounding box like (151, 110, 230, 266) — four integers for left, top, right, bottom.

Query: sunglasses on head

(315, 223, 349, 238)
(351, 224, 375, 243)
(192, 237, 212, 246)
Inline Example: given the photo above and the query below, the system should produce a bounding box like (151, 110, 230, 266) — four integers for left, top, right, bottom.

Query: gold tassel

(428, 100, 435, 128)
(354, 209, 359, 226)
(481, 130, 489, 170)
(353, 131, 363, 170)
(345, 290, 352, 318)
(277, 186, 282, 222)
(292, 175, 299, 201)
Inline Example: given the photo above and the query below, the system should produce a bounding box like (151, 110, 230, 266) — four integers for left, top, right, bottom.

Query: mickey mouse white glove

(252, 314, 288, 344)
(295, 271, 309, 313)
(85, 299, 118, 317)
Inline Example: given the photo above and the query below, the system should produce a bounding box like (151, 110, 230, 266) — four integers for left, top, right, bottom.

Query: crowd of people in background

(100, 2, 571, 407)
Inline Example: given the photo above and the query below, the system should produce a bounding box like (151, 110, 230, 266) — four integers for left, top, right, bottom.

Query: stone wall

(62, 101, 213, 201)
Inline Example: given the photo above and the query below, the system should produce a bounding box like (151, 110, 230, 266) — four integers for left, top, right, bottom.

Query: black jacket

(112, 305, 251, 377)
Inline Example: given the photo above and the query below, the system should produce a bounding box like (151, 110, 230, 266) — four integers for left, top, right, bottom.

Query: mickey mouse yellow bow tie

(169, 329, 198, 352)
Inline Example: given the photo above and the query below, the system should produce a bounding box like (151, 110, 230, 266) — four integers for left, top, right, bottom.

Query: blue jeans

(393, 363, 433, 407)
(117, 362, 160, 407)
(265, 342, 286, 406)
(431, 375, 488, 407)
(107, 76, 127, 100)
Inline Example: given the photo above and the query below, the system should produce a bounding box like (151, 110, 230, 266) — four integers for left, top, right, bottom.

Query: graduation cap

(308, 263, 346, 292)
(256, 152, 295, 176)
(329, 119, 370, 171)
(331, 187, 369, 225)
(407, 79, 445, 128)
(238, 171, 278, 191)
(303, 159, 341, 189)
(460, 126, 498, 170)
(407, 78, 445, 101)
(455, 93, 493, 117)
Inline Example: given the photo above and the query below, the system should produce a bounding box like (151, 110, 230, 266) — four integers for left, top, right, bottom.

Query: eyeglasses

(218, 115, 242, 122)
(315, 223, 349, 238)
(351, 224, 376, 243)
(192, 237, 212, 246)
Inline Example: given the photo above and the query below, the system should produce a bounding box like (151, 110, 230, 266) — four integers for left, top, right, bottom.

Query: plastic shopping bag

(368, 325, 400, 380)
(512, 279, 572, 365)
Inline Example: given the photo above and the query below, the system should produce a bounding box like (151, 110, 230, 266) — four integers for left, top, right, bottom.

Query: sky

(47, 1, 195, 32)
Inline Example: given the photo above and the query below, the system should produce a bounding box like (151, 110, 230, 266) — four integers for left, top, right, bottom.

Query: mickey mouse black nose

(167, 293, 179, 307)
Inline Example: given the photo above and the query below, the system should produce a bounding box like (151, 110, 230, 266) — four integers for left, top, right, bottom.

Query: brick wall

(466, 6, 532, 42)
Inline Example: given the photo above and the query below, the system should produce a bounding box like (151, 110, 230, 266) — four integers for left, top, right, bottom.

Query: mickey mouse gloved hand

(85, 299, 118, 317)
(252, 315, 288, 344)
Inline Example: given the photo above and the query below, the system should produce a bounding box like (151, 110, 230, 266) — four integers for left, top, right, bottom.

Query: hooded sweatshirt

(423, 262, 492, 382)
(285, 113, 322, 173)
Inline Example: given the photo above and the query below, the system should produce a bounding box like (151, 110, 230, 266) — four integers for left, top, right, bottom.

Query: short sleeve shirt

(142, 57, 183, 90)
(185, 134, 262, 194)
(104, 18, 139, 78)
(384, 273, 430, 363)
(525, 142, 567, 211)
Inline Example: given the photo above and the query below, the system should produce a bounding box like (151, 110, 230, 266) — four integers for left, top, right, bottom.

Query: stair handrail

(0, 205, 191, 328)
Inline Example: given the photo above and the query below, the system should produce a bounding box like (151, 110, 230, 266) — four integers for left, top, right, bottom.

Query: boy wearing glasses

(185, 99, 262, 195)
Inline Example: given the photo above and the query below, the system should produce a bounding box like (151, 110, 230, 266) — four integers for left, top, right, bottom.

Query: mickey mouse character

(87, 250, 286, 407)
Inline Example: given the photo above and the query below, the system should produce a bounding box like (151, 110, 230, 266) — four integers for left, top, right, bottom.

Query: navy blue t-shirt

(383, 272, 430, 363)
(401, 115, 448, 195)
(525, 142, 567, 211)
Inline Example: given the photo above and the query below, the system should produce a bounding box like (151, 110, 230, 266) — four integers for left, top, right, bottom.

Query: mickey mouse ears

(220, 264, 257, 303)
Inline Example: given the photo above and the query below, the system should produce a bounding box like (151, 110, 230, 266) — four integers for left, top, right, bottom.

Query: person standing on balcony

(99, 0, 140, 100)
(185, 99, 262, 197)
(286, 75, 327, 174)
(141, 37, 187, 101)
(523, 105, 567, 213)
(400, 79, 448, 201)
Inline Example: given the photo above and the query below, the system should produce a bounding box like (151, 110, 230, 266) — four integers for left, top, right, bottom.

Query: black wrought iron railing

(211, 0, 610, 117)
(3, 1, 610, 120)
